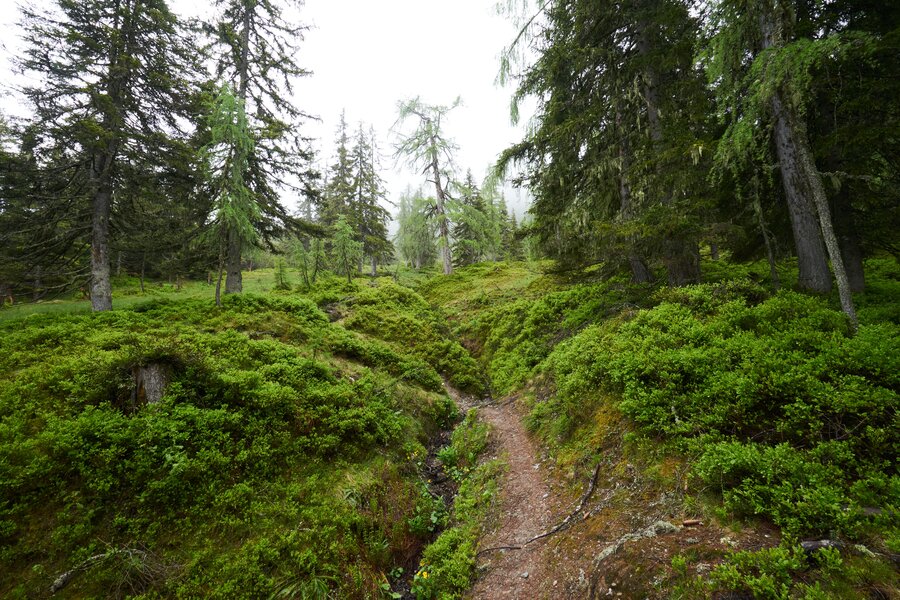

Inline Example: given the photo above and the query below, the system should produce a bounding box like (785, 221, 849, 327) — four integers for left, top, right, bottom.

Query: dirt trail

(445, 386, 560, 599)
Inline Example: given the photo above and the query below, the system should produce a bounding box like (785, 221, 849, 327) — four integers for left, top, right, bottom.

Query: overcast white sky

(0, 0, 535, 218)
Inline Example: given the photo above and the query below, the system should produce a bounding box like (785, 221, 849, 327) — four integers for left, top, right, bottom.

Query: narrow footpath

(445, 386, 561, 599)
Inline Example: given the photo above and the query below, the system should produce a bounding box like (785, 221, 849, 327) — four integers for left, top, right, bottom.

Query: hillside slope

(418, 259, 899, 599)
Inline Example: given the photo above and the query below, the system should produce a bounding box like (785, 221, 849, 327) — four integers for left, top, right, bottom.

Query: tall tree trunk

(225, 230, 242, 294)
(370, 256, 377, 277)
(709, 243, 720, 261)
(770, 94, 833, 293)
(431, 153, 453, 275)
(760, 10, 832, 294)
(90, 184, 114, 311)
(616, 107, 654, 284)
(636, 10, 699, 287)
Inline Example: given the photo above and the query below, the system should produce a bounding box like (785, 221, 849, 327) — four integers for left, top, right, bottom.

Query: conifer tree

(321, 112, 355, 227)
(351, 124, 392, 275)
(17, 0, 196, 310)
(394, 97, 461, 275)
(331, 216, 363, 284)
(208, 0, 318, 294)
(498, 0, 712, 285)
(704, 0, 861, 328)
(204, 84, 257, 307)
(395, 188, 437, 270)
(451, 171, 499, 266)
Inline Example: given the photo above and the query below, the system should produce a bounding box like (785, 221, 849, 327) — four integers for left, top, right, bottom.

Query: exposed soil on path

(445, 386, 563, 599)
(444, 386, 783, 600)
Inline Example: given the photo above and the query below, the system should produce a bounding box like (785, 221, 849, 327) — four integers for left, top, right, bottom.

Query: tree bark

(616, 107, 654, 284)
(225, 230, 242, 294)
(370, 255, 377, 277)
(790, 114, 859, 330)
(90, 184, 114, 311)
(759, 10, 832, 294)
(770, 94, 833, 293)
(431, 151, 453, 275)
(635, 10, 699, 287)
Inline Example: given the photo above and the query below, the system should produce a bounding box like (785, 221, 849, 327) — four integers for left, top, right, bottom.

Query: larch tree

(394, 97, 461, 275)
(208, 0, 318, 294)
(204, 84, 257, 307)
(395, 187, 437, 271)
(17, 0, 195, 311)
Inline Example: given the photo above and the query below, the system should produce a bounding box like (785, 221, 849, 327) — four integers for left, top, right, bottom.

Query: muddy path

(444, 386, 562, 599)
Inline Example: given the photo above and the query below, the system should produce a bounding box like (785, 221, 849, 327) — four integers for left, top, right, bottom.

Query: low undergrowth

(421, 258, 900, 597)
(412, 409, 503, 600)
(0, 278, 477, 598)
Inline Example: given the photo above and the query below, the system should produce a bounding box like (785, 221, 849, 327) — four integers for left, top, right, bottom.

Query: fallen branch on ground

(476, 460, 604, 557)
(51, 548, 147, 594)
(524, 461, 603, 545)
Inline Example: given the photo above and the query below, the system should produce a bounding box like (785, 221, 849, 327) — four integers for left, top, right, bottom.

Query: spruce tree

(17, 0, 196, 311)
(352, 125, 392, 275)
(331, 216, 363, 284)
(498, 0, 712, 285)
(321, 111, 355, 227)
(451, 171, 498, 267)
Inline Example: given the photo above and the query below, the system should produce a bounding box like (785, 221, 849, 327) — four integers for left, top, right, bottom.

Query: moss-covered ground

(1, 257, 898, 598)
(417, 257, 899, 599)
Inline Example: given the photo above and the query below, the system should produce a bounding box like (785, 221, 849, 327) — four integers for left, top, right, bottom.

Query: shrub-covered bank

(0, 278, 481, 598)
(419, 259, 899, 597)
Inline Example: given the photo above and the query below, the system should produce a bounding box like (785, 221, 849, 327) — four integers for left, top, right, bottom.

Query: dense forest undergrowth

(1, 257, 898, 599)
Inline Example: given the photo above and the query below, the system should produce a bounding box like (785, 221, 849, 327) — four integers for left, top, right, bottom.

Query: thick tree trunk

(225, 230, 242, 294)
(616, 108, 654, 284)
(759, 10, 832, 294)
(636, 11, 699, 287)
(370, 256, 377, 277)
(90, 185, 114, 311)
(770, 94, 833, 293)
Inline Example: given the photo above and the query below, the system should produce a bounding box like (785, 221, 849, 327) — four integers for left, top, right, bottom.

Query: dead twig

(524, 461, 603, 545)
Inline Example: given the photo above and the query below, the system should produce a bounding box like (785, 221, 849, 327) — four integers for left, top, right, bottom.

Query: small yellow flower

(422, 571, 429, 579)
